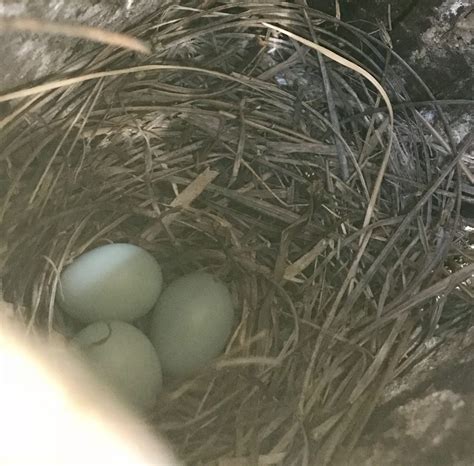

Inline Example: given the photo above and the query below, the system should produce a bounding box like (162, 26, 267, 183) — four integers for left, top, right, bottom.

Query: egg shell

(73, 321, 163, 411)
(150, 272, 234, 378)
(57, 243, 163, 323)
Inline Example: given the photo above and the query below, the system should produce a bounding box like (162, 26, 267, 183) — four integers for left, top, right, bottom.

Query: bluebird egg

(73, 321, 163, 411)
(150, 272, 234, 378)
(57, 243, 163, 323)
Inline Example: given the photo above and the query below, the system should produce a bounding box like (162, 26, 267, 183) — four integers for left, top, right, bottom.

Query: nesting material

(0, 2, 472, 465)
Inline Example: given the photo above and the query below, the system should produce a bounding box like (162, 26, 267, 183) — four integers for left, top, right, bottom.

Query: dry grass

(0, 17, 150, 54)
(0, 2, 472, 465)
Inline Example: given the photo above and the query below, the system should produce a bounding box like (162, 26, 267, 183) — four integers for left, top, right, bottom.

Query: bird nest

(0, 2, 472, 465)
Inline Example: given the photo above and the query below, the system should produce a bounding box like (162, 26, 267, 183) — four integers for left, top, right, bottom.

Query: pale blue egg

(150, 272, 234, 378)
(57, 243, 162, 323)
(73, 321, 163, 411)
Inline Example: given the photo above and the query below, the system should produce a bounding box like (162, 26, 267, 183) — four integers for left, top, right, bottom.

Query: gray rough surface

(351, 327, 474, 466)
(0, 0, 163, 91)
(402, 0, 473, 99)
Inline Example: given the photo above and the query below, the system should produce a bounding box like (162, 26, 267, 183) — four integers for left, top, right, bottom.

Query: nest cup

(0, 2, 472, 465)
